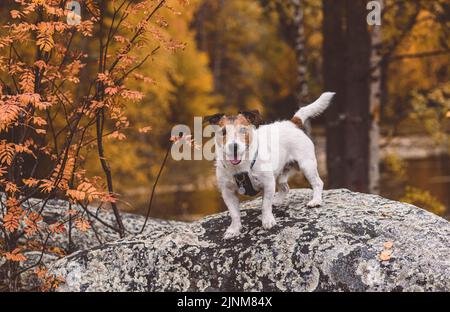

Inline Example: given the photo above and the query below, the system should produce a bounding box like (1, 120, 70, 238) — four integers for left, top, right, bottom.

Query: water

(122, 155, 450, 221)
(380, 155, 450, 219)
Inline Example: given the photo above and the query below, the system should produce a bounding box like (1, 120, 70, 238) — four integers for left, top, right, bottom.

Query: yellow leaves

(97, 72, 114, 86)
(138, 126, 152, 133)
(4, 248, 27, 262)
(35, 267, 48, 279)
(49, 222, 65, 234)
(32, 0, 46, 5)
(49, 246, 65, 257)
(15, 92, 52, 118)
(10, 10, 23, 19)
(105, 86, 120, 95)
(33, 100, 52, 111)
(23, 178, 39, 187)
(15, 144, 36, 158)
(51, 156, 75, 190)
(133, 73, 156, 84)
(76, 20, 94, 37)
(39, 179, 55, 194)
(74, 218, 90, 232)
(446, 111, 450, 118)
(18, 93, 40, 106)
(33, 116, 47, 127)
(24, 211, 43, 237)
(35, 267, 65, 291)
(120, 89, 144, 102)
(401, 186, 446, 216)
(67, 181, 101, 203)
(36, 23, 55, 53)
(0, 140, 15, 165)
(5, 182, 19, 194)
(3, 200, 24, 233)
(0, 103, 23, 132)
(64, 60, 85, 83)
(109, 131, 127, 141)
(3, 213, 21, 232)
(0, 166, 7, 177)
(85, 0, 100, 18)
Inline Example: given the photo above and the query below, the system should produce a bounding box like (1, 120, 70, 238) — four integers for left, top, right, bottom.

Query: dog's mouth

(229, 157, 241, 165)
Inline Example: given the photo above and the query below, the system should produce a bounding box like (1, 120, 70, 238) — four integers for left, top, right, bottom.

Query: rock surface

(17, 197, 181, 251)
(50, 189, 450, 292)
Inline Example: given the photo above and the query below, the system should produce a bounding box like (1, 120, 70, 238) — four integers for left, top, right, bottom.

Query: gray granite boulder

(12, 196, 181, 251)
(49, 189, 450, 292)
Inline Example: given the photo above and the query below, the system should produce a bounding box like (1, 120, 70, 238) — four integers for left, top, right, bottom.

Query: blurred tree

(323, 0, 371, 192)
(82, 0, 218, 194)
(368, 0, 383, 194)
(193, 0, 297, 117)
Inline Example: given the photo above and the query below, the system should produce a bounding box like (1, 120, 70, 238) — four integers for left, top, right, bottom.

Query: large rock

(10, 196, 181, 251)
(0, 196, 179, 290)
(50, 189, 450, 292)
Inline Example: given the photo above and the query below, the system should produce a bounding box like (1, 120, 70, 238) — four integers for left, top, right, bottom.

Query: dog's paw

(262, 214, 277, 230)
(224, 226, 241, 239)
(307, 198, 322, 207)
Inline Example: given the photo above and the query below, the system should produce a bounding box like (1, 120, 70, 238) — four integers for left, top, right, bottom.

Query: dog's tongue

(230, 157, 241, 165)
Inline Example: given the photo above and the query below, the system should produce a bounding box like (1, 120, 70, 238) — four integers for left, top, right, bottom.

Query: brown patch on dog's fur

(291, 116, 305, 130)
(206, 112, 259, 147)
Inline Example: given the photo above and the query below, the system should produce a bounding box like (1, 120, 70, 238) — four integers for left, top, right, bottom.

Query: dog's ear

(239, 110, 262, 126)
(204, 113, 225, 125)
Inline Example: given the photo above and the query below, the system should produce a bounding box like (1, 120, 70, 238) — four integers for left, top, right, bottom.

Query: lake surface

(122, 155, 450, 221)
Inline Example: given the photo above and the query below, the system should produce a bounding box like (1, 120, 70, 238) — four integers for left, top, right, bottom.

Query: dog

(205, 92, 335, 239)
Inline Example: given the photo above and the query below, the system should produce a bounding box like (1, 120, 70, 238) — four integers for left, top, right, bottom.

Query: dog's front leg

(221, 188, 242, 239)
(261, 176, 277, 229)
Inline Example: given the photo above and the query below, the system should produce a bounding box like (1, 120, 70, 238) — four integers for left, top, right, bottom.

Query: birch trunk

(292, 0, 311, 134)
(369, 0, 383, 194)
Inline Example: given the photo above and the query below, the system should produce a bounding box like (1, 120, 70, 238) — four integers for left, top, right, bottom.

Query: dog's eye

(239, 127, 248, 134)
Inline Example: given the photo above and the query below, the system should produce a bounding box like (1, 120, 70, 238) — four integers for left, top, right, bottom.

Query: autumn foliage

(0, 0, 185, 291)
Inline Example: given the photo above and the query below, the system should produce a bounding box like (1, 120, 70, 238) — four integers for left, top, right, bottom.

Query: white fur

(215, 92, 335, 239)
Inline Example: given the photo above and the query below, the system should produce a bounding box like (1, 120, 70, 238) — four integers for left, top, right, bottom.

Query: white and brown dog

(206, 92, 335, 239)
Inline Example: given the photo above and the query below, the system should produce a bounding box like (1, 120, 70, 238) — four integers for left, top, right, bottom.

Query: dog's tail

(293, 92, 335, 124)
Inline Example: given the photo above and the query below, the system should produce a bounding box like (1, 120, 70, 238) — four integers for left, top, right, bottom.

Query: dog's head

(205, 110, 261, 166)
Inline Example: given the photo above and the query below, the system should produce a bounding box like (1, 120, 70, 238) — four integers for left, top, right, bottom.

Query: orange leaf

(383, 241, 393, 249)
(49, 222, 66, 234)
(5, 248, 27, 262)
(74, 218, 90, 232)
(138, 126, 152, 133)
(3, 212, 21, 232)
(379, 250, 392, 261)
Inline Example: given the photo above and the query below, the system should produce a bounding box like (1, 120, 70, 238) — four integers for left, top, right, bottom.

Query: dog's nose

(228, 143, 238, 155)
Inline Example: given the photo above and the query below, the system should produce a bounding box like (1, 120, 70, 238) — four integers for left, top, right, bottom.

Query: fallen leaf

(383, 241, 393, 249)
(379, 250, 392, 261)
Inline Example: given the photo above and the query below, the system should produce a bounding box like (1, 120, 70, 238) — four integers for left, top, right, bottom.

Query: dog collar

(234, 171, 260, 196)
(233, 148, 259, 196)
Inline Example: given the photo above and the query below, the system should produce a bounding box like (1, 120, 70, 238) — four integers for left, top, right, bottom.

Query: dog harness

(233, 149, 259, 196)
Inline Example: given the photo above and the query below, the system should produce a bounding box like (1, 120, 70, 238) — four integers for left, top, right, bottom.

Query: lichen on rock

(47, 188, 450, 292)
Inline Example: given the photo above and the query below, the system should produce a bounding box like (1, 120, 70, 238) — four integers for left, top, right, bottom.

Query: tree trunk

(368, 0, 383, 194)
(323, 0, 346, 188)
(292, 0, 311, 134)
(323, 0, 371, 192)
(344, 0, 371, 192)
